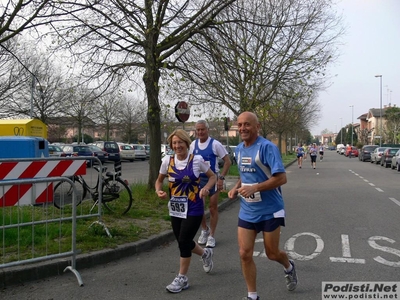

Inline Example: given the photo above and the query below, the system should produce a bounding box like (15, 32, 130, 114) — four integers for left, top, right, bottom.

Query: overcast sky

(311, 0, 400, 135)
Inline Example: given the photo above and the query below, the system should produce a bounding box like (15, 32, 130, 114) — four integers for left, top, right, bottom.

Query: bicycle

(53, 165, 133, 215)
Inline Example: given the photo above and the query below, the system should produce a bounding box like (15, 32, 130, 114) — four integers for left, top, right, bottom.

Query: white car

(336, 144, 344, 153)
(118, 144, 136, 162)
(161, 144, 170, 157)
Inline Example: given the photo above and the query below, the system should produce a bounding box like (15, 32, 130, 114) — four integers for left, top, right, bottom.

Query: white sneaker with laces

(285, 259, 298, 291)
(166, 275, 189, 293)
(202, 248, 214, 273)
(198, 227, 210, 244)
(206, 235, 216, 248)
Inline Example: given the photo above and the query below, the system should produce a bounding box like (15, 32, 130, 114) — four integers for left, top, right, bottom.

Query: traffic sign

(175, 101, 190, 123)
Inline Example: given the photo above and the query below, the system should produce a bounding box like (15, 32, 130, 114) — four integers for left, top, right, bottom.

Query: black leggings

(171, 215, 203, 258)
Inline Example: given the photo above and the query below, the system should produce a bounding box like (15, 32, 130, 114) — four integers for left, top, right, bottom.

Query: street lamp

(375, 75, 382, 146)
(340, 117, 343, 144)
(30, 73, 35, 118)
(349, 105, 354, 146)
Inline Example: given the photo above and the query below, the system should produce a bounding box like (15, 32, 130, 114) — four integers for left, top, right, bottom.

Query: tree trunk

(143, 66, 162, 190)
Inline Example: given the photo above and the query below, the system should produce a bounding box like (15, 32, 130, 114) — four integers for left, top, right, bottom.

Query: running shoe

(285, 259, 298, 291)
(202, 248, 214, 273)
(206, 236, 216, 248)
(166, 275, 189, 293)
(198, 227, 210, 244)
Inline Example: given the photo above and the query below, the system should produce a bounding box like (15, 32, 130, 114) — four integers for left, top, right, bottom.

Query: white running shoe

(206, 236, 216, 248)
(198, 227, 210, 245)
(166, 275, 189, 293)
(285, 259, 298, 291)
(202, 248, 214, 273)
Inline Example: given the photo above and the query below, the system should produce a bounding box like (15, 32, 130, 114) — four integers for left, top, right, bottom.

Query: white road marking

(330, 257, 366, 263)
(375, 188, 384, 192)
(329, 234, 366, 264)
(368, 236, 400, 267)
(284, 232, 324, 261)
(389, 197, 400, 207)
(255, 233, 400, 267)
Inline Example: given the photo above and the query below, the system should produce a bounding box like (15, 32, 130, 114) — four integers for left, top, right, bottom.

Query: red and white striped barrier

(0, 160, 86, 207)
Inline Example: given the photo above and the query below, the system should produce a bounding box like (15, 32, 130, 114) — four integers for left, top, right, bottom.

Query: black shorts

(199, 176, 217, 196)
(238, 217, 285, 233)
(319, 151, 324, 155)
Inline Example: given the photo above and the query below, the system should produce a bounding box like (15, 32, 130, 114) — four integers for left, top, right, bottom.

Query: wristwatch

(218, 175, 225, 180)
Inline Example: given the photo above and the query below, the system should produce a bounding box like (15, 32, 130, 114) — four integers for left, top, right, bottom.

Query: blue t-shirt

(235, 136, 286, 222)
(296, 147, 304, 156)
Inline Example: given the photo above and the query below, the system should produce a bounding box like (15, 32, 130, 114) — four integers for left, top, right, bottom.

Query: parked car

(336, 144, 344, 153)
(144, 144, 150, 159)
(130, 144, 147, 161)
(359, 145, 379, 162)
(339, 147, 346, 155)
(161, 144, 170, 157)
(370, 147, 389, 164)
(166, 149, 174, 156)
(88, 144, 109, 164)
(223, 145, 236, 165)
(345, 146, 359, 157)
(94, 141, 121, 162)
(391, 149, 400, 170)
(61, 144, 96, 167)
(118, 144, 136, 162)
(380, 147, 400, 168)
(48, 144, 66, 157)
(230, 145, 237, 164)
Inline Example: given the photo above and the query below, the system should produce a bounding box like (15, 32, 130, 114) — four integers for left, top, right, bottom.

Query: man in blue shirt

(228, 112, 298, 300)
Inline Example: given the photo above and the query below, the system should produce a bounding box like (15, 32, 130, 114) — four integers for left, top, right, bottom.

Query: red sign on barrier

(0, 160, 86, 207)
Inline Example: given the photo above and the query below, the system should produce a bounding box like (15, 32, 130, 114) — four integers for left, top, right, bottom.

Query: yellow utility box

(0, 119, 48, 138)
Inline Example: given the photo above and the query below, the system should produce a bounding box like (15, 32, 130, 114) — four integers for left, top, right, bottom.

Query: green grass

(0, 157, 295, 264)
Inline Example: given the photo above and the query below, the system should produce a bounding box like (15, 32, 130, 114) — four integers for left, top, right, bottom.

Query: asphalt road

(1, 151, 400, 299)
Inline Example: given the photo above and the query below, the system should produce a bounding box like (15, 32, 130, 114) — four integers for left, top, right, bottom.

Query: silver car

(130, 144, 147, 161)
(370, 147, 389, 164)
(391, 149, 400, 171)
(48, 144, 66, 157)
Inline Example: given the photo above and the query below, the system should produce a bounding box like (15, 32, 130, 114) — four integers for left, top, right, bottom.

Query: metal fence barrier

(0, 157, 111, 287)
(0, 176, 83, 285)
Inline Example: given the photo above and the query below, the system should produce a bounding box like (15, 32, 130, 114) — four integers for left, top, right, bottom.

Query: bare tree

(15, 54, 71, 122)
(0, 1, 75, 120)
(60, 82, 97, 143)
(176, 0, 343, 117)
(0, 0, 52, 44)
(46, 0, 236, 188)
(0, 38, 27, 114)
(259, 86, 320, 152)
